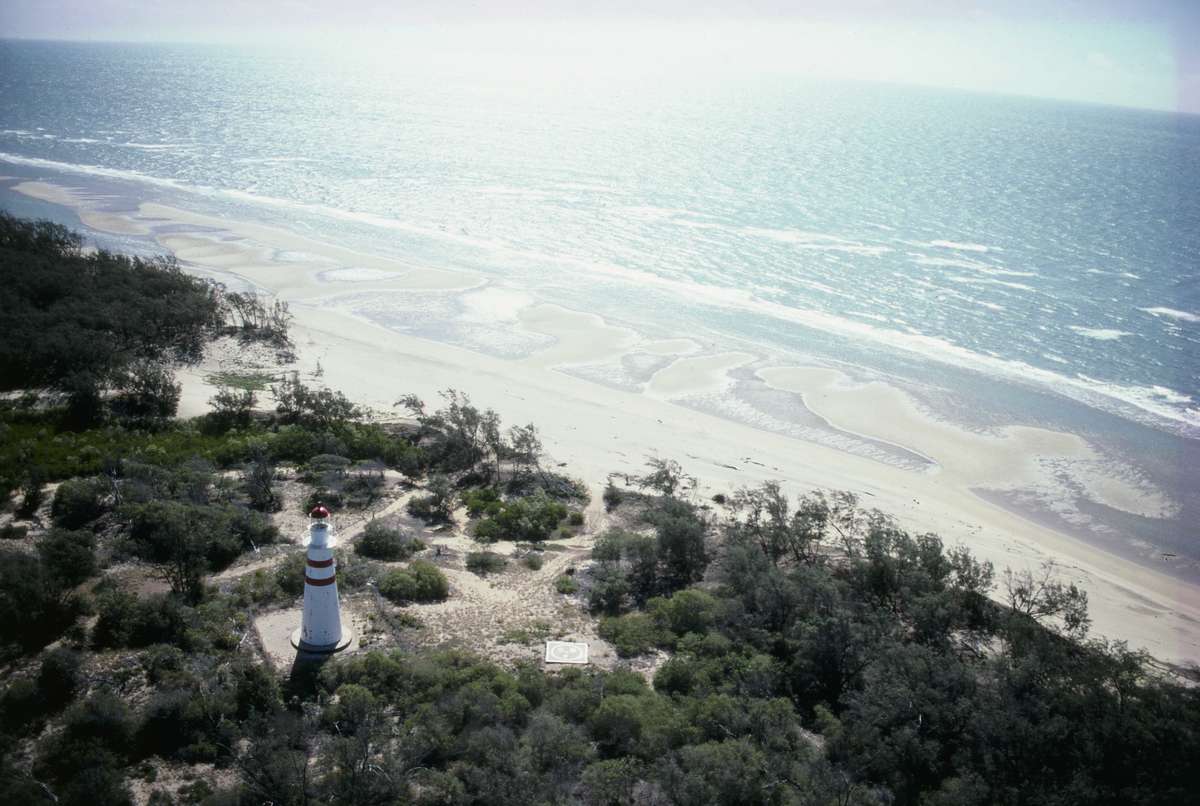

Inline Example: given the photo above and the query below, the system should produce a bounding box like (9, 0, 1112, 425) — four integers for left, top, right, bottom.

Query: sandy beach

(14, 179, 1200, 669)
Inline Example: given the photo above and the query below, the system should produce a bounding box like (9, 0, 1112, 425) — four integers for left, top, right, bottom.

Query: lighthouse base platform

(290, 628, 354, 654)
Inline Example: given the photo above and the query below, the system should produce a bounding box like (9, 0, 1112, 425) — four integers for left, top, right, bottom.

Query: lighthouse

(290, 505, 353, 653)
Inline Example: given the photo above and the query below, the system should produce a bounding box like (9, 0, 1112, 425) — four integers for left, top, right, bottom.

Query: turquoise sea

(1, 39, 1197, 575)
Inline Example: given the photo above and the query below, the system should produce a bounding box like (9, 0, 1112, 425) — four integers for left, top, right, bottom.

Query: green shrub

(406, 474, 454, 524)
(38, 647, 84, 709)
(274, 552, 307, 598)
(0, 523, 27, 540)
(462, 486, 501, 517)
(603, 481, 623, 512)
(598, 613, 664, 657)
(50, 476, 109, 528)
(299, 453, 351, 484)
(342, 465, 386, 509)
(379, 560, 449, 604)
(127, 501, 278, 591)
(52, 690, 136, 758)
(471, 492, 568, 543)
(304, 487, 345, 513)
(136, 686, 233, 762)
(587, 693, 680, 758)
(139, 644, 187, 686)
(37, 528, 98, 587)
(16, 473, 44, 518)
(336, 552, 382, 592)
(555, 575, 579, 594)
(523, 552, 544, 571)
(356, 520, 423, 561)
(0, 677, 43, 732)
(588, 564, 631, 615)
(473, 517, 504, 543)
(647, 589, 719, 637)
(205, 386, 257, 434)
(581, 758, 645, 805)
(568, 511, 585, 527)
(0, 549, 84, 654)
(229, 567, 290, 608)
(93, 591, 190, 649)
(466, 551, 507, 576)
(232, 661, 282, 718)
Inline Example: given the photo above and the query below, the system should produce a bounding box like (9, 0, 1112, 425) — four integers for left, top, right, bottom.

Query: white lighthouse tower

(291, 505, 353, 653)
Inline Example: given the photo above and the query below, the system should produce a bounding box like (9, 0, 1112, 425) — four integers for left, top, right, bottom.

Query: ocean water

(2, 39, 1198, 573)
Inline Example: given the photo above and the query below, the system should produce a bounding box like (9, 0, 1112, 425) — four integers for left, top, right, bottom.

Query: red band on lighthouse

(307, 557, 334, 568)
(305, 574, 337, 587)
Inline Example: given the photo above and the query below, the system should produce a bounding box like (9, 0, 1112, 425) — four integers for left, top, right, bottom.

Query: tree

(207, 385, 256, 432)
(233, 713, 317, 806)
(16, 468, 45, 519)
(128, 501, 211, 601)
(662, 738, 773, 806)
(244, 449, 280, 512)
(406, 474, 455, 524)
(730, 481, 793, 564)
(0, 215, 223, 423)
(224, 291, 293, 347)
(110, 359, 181, 423)
(509, 423, 543, 483)
(649, 498, 708, 592)
(1003, 560, 1090, 638)
(833, 643, 978, 806)
(272, 374, 359, 429)
(319, 684, 400, 805)
(481, 408, 505, 484)
(636, 457, 694, 498)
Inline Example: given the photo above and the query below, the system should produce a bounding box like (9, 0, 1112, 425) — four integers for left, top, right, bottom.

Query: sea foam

(1070, 326, 1133, 341)
(1139, 307, 1199, 323)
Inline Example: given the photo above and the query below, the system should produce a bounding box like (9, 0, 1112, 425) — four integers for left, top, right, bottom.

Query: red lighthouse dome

(310, 504, 331, 519)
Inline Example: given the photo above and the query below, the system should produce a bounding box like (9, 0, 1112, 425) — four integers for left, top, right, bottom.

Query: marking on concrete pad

(545, 640, 589, 664)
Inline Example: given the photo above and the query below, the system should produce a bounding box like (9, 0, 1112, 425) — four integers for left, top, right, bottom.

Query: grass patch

(204, 371, 278, 391)
(498, 620, 552, 645)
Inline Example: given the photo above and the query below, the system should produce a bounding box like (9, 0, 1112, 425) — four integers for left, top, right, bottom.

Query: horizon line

(1, 34, 1193, 117)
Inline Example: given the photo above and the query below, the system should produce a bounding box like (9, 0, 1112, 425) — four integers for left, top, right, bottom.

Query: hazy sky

(2, 0, 1197, 113)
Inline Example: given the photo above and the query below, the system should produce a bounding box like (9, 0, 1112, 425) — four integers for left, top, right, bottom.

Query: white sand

(14, 181, 151, 235)
(646, 352, 756, 398)
(519, 304, 639, 369)
(16, 181, 1200, 668)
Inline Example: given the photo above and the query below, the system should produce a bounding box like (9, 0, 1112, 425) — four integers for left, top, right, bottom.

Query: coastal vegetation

(1, 218, 1198, 805)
